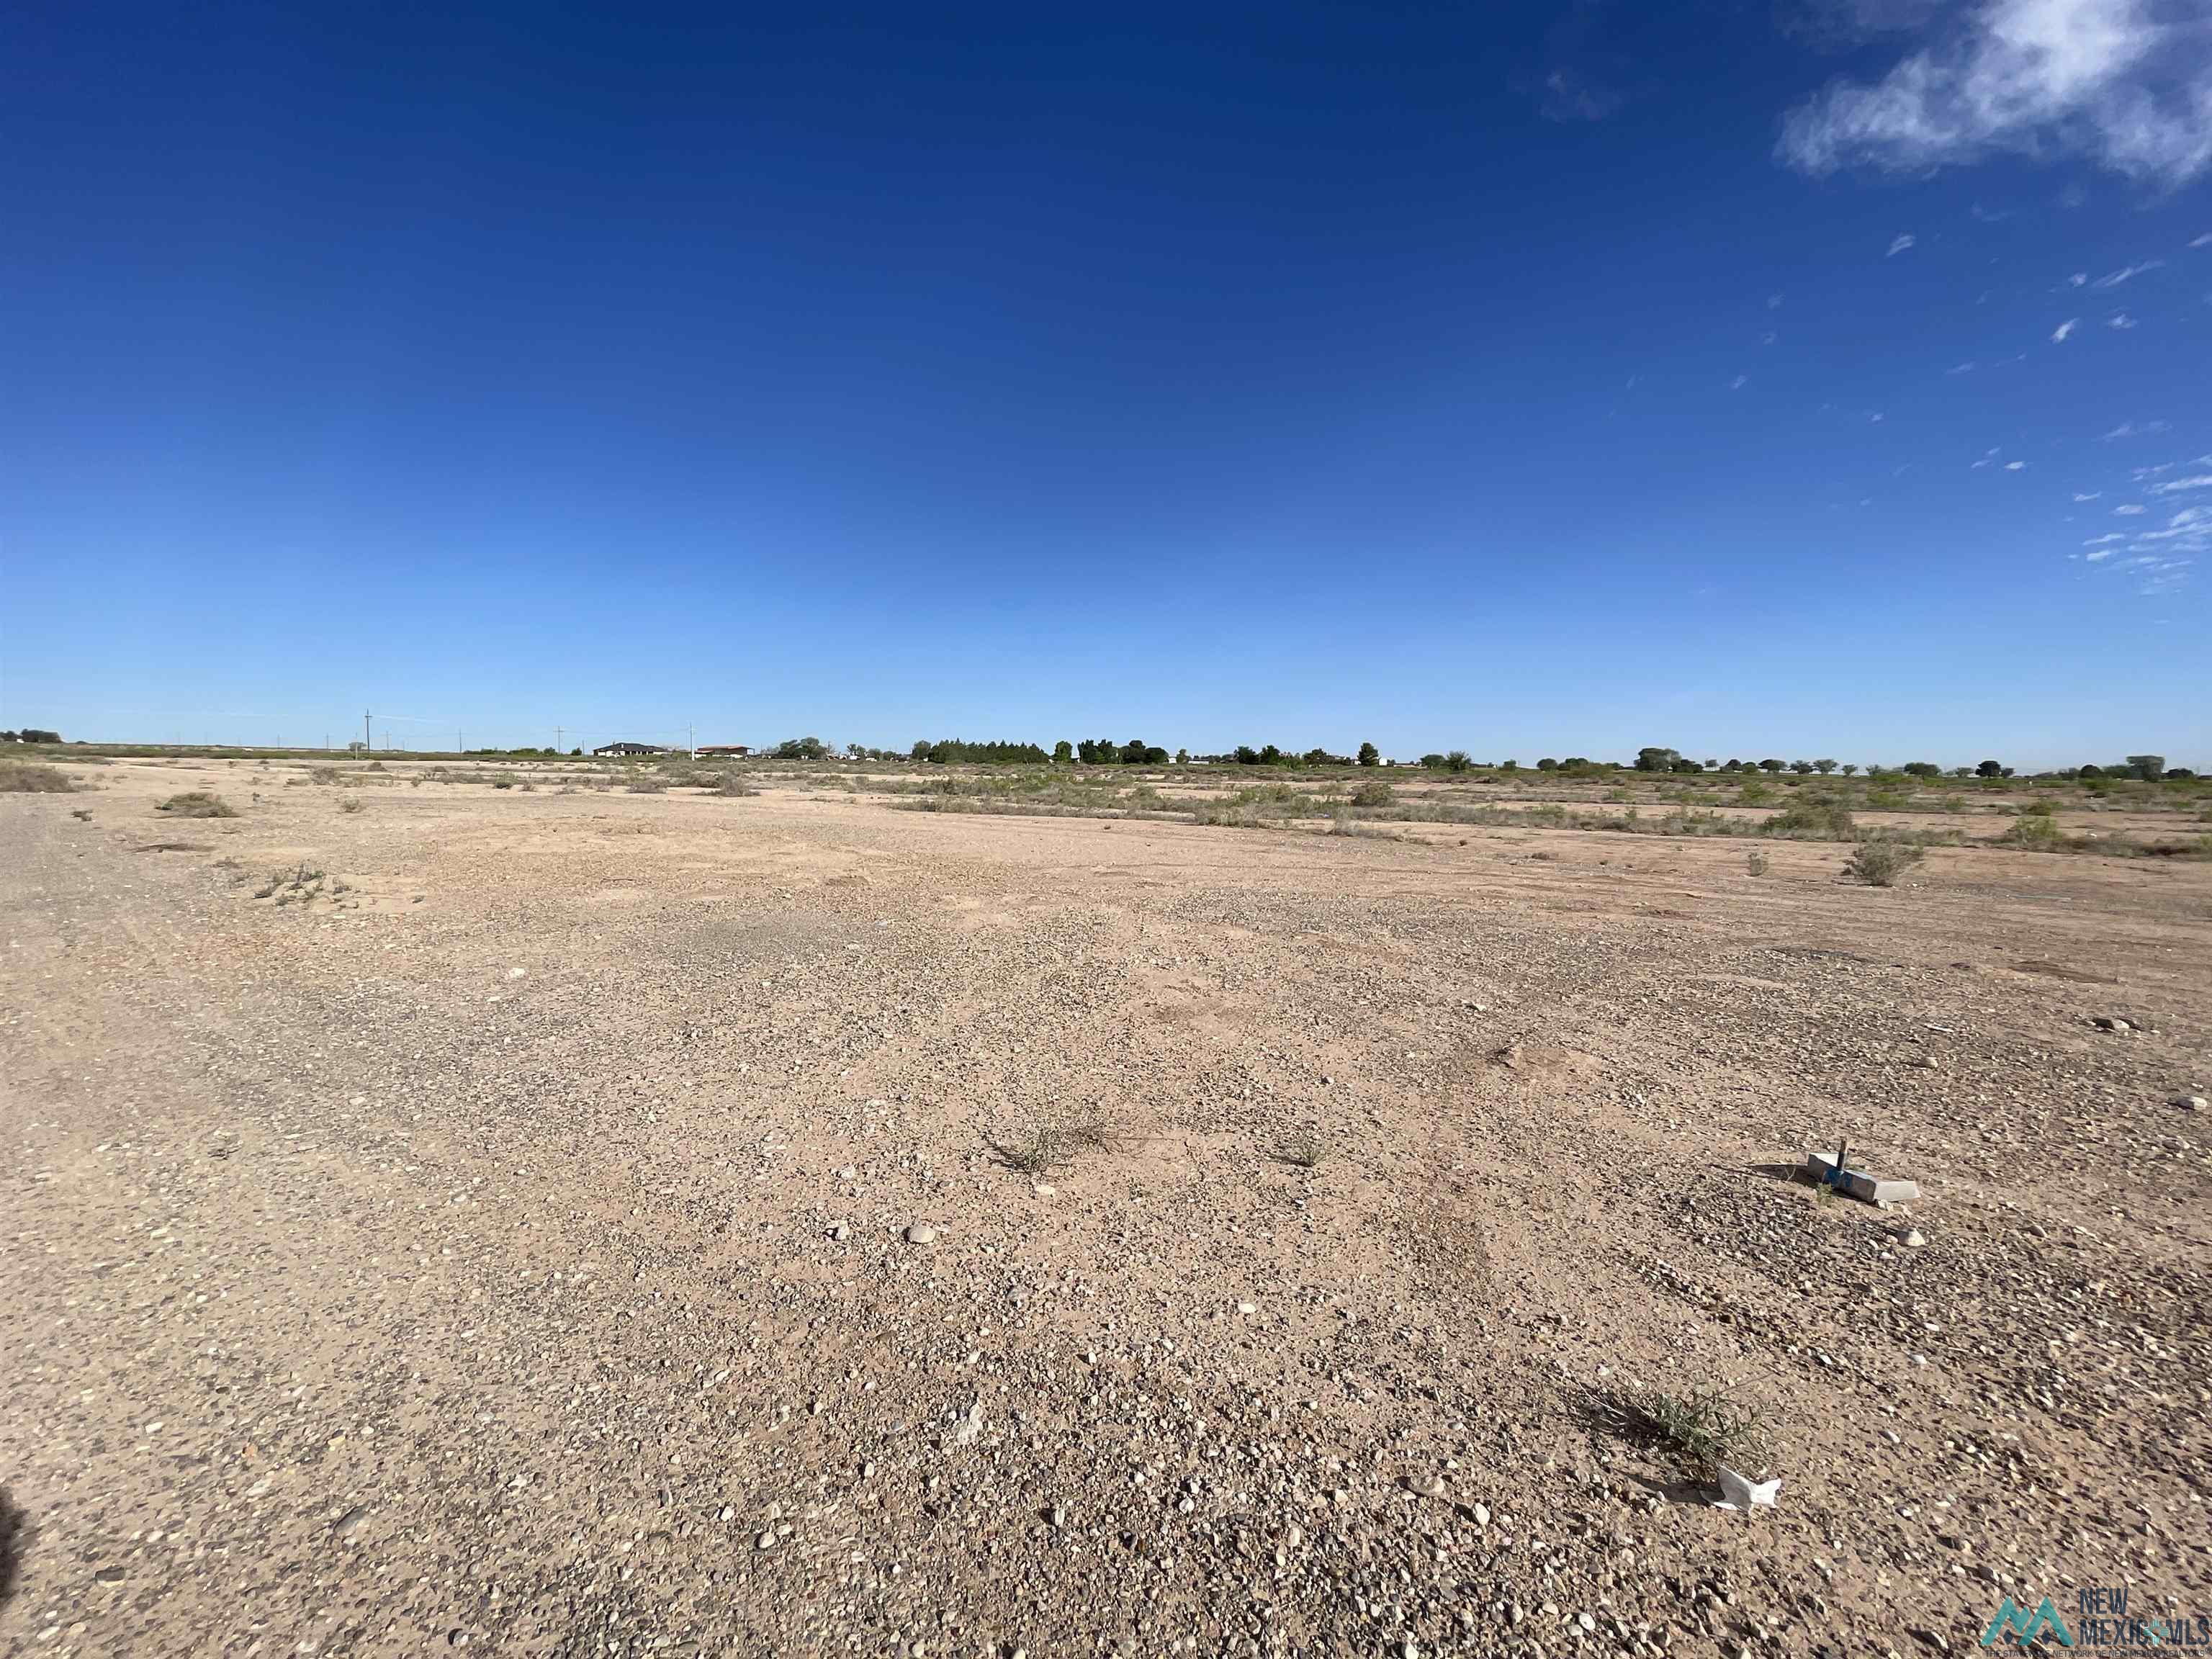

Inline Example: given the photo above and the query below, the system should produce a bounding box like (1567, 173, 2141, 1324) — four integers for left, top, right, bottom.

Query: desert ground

(4, 755, 2208, 1658)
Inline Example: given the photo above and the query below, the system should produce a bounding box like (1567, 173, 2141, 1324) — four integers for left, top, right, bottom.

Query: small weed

(986, 1109, 1115, 1175)
(156, 792, 236, 818)
(1271, 1130, 1326, 1169)
(1617, 1385, 1771, 1480)
(338, 796, 365, 814)
(1745, 849, 1770, 876)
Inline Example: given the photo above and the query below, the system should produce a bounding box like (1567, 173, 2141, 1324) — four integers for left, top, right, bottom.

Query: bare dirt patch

(3, 767, 2207, 1656)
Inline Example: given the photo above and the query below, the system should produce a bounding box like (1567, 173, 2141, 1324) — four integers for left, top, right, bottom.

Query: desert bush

(338, 796, 365, 814)
(1844, 840, 1923, 886)
(1762, 794, 1856, 840)
(309, 765, 341, 785)
(0, 764, 75, 793)
(1351, 778, 1395, 808)
(1745, 849, 1770, 876)
(1997, 814, 2062, 849)
(626, 775, 668, 793)
(156, 792, 236, 818)
(1272, 1130, 1326, 1169)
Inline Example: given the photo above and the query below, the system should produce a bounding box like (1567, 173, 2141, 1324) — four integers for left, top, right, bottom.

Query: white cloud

(1768, 292, 1785, 308)
(2107, 310, 2139, 327)
(1730, 374, 1750, 389)
(1887, 232, 1917, 256)
(2193, 230, 2212, 247)
(2074, 490, 2103, 500)
(2115, 502, 2148, 513)
(2067, 271, 2089, 286)
(1948, 359, 1977, 372)
(2103, 419, 2168, 438)
(2005, 459, 2028, 469)
(2092, 259, 2164, 287)
(1777, 0, 2212, 186)
(2052, 317, 2079, 341)
(2085, 531, 2126, 542)
(2085, 547, 2116, 559)
(2151, 473, 2212, 493)
(1543, 69, 1623, 122)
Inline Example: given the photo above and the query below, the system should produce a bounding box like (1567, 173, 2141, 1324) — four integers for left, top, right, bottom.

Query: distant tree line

(1, 729, 63, 745)
(734, 734, 2195, 781)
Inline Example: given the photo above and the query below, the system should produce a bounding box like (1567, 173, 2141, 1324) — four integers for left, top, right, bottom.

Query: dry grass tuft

(156, 792, 237, 818)
(0, 764, 76, 793)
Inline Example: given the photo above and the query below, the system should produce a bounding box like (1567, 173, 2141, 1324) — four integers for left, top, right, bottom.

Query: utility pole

(363, 709, 372, 755)
(555, 724, 563, 755)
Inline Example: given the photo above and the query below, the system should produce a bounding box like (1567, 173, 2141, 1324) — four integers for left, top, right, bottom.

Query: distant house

(593, 741, 667, 757)
(696, 744, 751, 757)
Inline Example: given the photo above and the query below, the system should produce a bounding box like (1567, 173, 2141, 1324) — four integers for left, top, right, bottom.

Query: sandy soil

(4, 758, 2208, 1658)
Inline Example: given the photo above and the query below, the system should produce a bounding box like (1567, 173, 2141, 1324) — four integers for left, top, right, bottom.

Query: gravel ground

(4, 758, 2208, 1658)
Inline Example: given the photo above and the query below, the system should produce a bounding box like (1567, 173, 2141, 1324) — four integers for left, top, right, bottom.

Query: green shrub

(1763, 795, 1856, 840)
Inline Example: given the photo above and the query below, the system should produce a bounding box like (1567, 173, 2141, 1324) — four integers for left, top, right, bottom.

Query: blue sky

(3, 1, 2208, 765)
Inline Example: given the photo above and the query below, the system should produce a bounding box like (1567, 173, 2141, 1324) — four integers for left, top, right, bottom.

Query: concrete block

(1806, 1151, 1920, 1208)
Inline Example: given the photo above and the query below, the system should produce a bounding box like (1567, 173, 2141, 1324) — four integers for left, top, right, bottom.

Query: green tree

(1813, 758, 1838, 774)
(1053, 740, 1074, 764)
(1840, 763, 1856, 775)
(1635, 746, 1681, 773)
(1759, 758, 1785, 773)
(1174, 747, 1189, 764)
(1357, 742, 1380, 767)
(1902, 761, 1941, 779)
(2124, 754, 2167, 781)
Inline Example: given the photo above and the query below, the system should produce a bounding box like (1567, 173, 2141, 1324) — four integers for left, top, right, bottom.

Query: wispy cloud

(2192, 231, 2212, 248)
(2103, 419, 2168, 439)
(2085, 531, 2126, 543)
(1948, 359, 1977, 373)
(1776, 0, 2212, 186)
(2151, 473, 2212, 494)
(2115, 503, 2148, 514)
(1730, 374, 1750, 390)
(1542, 68, 1623, 122)
(2052, 318, 2079, 341)
(2067, 271, 2089, 287)
(1887, 232, 1917, 256)
(2074, 491, 2103, 500)
(2085, 548, 2116, 560)
(2092, 260, 2164, 287)
(2107, 311, 2139, 328)
(2005, 459, 2027, 470)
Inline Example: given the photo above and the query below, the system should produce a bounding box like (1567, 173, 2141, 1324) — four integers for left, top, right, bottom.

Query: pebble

(755, 1531, 778, 1551)
(2092, 1016, 2131, 1033)
(903, 1223, 937, 1245)
(827, 1223, 850, 1241)
(2176, 1097, 2206, 1113)
(1904, 1229, 1927, 1248)
(1472, 1503, 1491, 1528)
(1237, 1300, 1257, 1317)
(1400, 1473, 1447, 1499)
